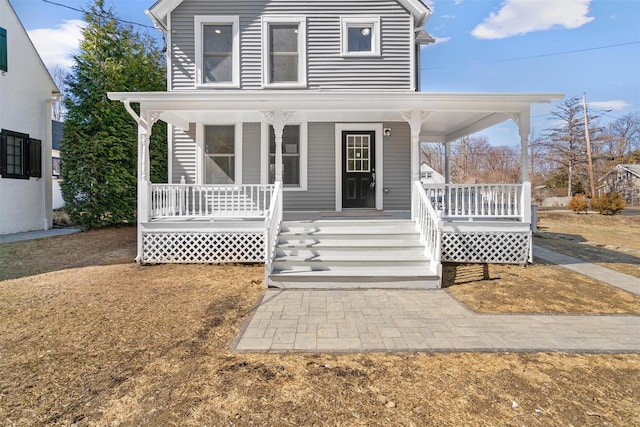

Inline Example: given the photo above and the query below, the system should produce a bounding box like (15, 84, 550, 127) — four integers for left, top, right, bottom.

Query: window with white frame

(262, 16, 306, 87)
(204, 125, 236, 184)
(195, 16, 240, 87)
(341, 16, 380, 56)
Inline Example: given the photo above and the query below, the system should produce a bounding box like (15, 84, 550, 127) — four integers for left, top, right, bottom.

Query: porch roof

(107, 90, 563, 143)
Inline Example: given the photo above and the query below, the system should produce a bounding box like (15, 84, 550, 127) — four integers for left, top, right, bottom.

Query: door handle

(369, 168, 376, 190)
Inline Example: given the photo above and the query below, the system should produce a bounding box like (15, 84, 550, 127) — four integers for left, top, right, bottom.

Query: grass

(0, 216, 639, 426)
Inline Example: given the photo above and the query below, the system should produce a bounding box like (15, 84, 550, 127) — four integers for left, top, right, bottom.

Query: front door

(342, 131, 376, 209)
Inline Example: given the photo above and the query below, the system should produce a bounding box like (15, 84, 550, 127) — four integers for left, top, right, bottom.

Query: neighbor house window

(52, 157, 61, 177)
(204, 125, 236, 184)
(0, 129, 41, 179)
(195, 16, 240, 87)
(262, 16, 306, 87)
(341, 17, 380, 56)
(0, 27, 7, 72)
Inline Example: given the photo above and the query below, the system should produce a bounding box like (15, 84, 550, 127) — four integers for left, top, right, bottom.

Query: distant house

(598, 164, 640, 206)
(52, 120, 64, 209)
(0, 0, 59, 234)
(420, 163, 445, 185)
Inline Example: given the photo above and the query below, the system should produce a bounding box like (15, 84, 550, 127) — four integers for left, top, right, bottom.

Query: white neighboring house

(420, 163, 445, 185)
(0, 0, 59, 234)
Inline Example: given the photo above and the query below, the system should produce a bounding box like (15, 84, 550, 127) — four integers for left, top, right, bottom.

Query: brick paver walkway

(233, 246, 640, 353)
(233, 289, 640, 353)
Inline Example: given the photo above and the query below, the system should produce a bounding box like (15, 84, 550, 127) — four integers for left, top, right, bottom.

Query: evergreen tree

(60, 0, 167, 230)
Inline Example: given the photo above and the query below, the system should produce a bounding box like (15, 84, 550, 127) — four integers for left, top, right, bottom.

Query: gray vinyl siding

(170, 0, 413, 90)
(283, 122, 335, 211)
(171, 124, 197, 184)
(382, 122, 411, 210)
(242, 123, 261, 184)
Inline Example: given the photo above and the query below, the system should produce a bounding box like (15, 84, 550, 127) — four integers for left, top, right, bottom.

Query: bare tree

(540, 96, 601, 197)
(49, 65, 67, 121)
(420, 142, 445, 174)
(604, 113, 640, 157)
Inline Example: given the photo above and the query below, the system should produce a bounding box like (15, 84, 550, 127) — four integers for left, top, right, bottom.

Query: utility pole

(583, 93, 596, 198)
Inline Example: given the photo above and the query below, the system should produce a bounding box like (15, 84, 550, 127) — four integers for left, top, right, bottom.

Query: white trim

(167, 124, 173, 182)
(409, 17, 416, 91)
(194, 15, 240, 88)
(197, 122, 242, 185)
(260, 121, 308, 191)
(167, 12, 173, 90)
(334, 123, 383, 211)
(262, 16, 307, 88)
(340, 16, 381, 57)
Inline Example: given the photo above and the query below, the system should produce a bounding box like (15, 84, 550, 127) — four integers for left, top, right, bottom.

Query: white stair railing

(264, 181, 283, 287)
(412, 181, 443, 273)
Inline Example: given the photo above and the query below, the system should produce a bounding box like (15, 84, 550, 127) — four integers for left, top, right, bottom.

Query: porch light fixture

(384, 128, 391, 137)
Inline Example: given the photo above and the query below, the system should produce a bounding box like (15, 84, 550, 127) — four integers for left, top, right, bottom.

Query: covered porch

(108, 90, 561, 286)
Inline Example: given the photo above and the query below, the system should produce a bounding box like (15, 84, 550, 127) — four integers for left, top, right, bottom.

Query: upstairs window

(0, 27, 7, 72)
(262, 16, 307, 87)
(341, 17, 381, 56)
(195, 16, 240, 87)
(0, 130, 41, 179)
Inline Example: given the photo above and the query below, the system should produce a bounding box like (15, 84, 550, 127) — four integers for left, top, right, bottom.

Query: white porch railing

(412, 181, 443, 273)
(149, 184, 276, 219)
(422, 183, 526, 220)
(264, 182, 283, 286)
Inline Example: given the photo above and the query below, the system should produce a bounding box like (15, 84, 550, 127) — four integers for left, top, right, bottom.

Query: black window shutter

(28, 138, 42, 178)
(0, 27, 7, 72)
(0, 131, 6, 176)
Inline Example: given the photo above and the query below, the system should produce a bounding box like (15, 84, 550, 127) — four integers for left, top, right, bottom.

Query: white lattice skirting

(441, 231, 531, 264)
(142, 232, 265, 264)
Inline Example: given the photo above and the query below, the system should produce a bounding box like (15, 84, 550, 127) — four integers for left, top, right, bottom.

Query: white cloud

(471, 0, 594, 40)
(589, 100, 629, 111)
(433, 36, 452, 44)
(454, 0, 464, 5)
(28, 19, 86, 70)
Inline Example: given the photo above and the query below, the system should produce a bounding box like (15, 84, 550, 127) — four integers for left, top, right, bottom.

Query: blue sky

(9, 0, 640, 145)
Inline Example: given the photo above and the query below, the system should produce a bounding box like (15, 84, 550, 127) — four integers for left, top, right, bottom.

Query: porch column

(444, 140, 452, 183)
(403, 110, 428, 182)
(263, 110, 288, 183)
(511, 110, 530, 184)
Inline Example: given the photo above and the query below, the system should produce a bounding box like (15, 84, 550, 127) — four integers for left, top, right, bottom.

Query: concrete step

(269, 265, 440, 289)
(269, 219, 441, 289)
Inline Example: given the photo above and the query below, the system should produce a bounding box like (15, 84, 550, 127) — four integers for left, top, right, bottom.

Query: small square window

(341, 17, 380, 56)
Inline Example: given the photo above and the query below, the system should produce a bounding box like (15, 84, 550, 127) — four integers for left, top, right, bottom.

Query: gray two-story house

(109, 0, 561, 288)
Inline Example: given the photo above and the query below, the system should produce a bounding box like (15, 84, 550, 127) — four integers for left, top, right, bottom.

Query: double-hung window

(0, 129, 41, 179)
(0, 27, 7, 72)
(341, 17, 381, 56)
(195, 16, 240, 87)
(204, 125, 237, 184)
(262, 16, 306, 87)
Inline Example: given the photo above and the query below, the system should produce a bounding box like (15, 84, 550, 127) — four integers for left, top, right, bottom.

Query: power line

(42, 0, 156, 30)
(422, 41, 640, 70)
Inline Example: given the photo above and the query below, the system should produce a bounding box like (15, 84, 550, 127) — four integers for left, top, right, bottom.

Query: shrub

(590, 192, 626, 215)
(568, 194, 588, 213)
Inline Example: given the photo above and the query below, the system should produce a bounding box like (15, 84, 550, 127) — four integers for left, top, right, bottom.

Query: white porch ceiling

(108, 91, 563, 143)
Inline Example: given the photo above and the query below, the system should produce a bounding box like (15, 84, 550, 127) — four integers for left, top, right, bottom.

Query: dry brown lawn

(1, 224, 639, 426)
